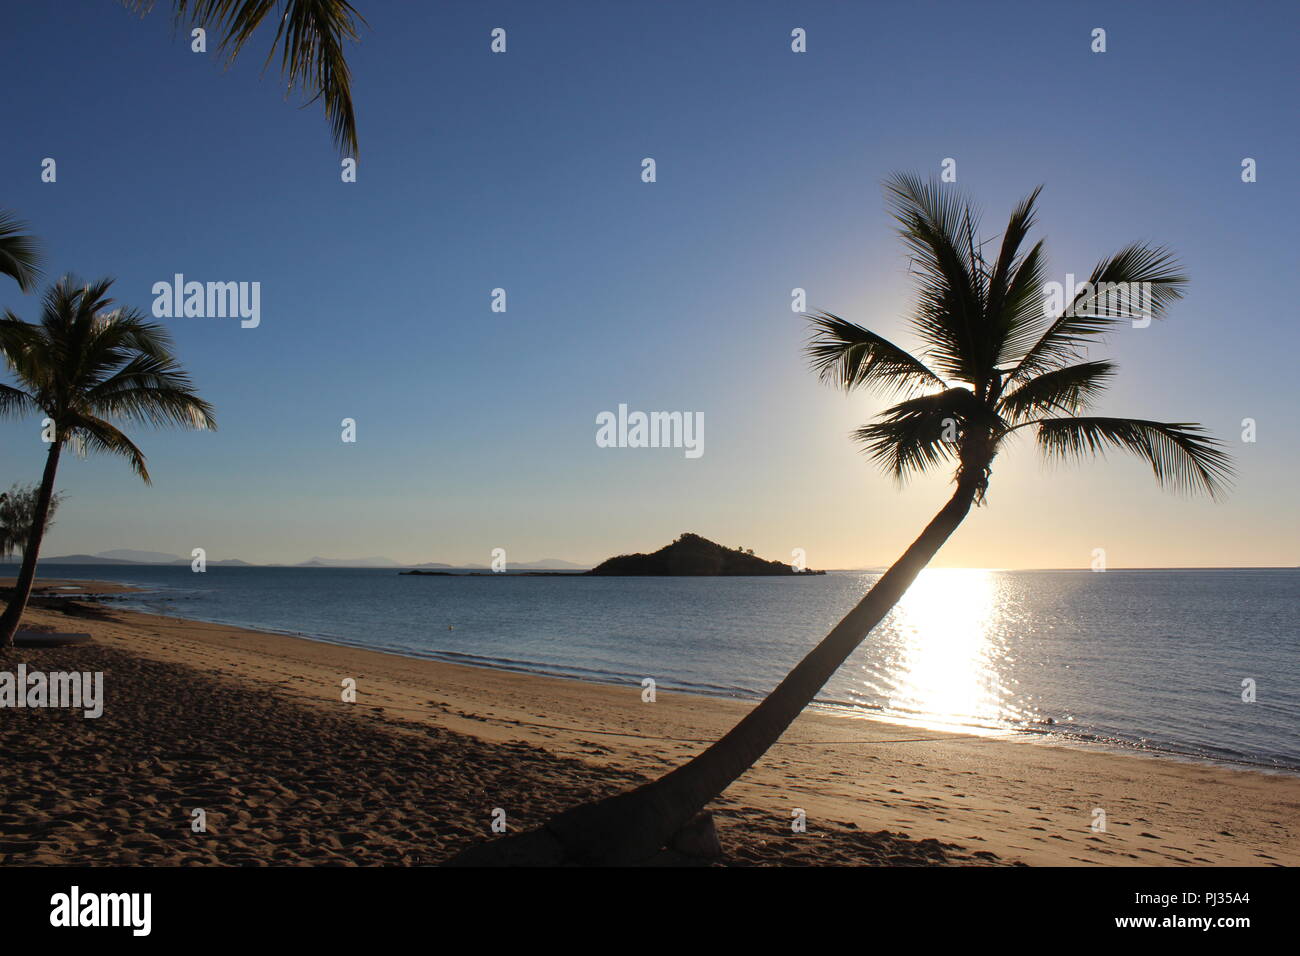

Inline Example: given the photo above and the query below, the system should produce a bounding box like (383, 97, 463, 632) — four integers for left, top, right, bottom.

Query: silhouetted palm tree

(0, 210, 42, 292)
(0, 277, 216, 646)
(127, 0, 367, 154)
(451, 173, 1233, 865)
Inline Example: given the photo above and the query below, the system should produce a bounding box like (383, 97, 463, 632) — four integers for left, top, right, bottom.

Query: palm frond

(997, 360, 1115, 422)
(993, 238, 1049, 365)
(805, 311, 945, 397)
(853, 387, 994, 481)
(66, 414, 152, 484)
(0, 383, 39, 420)
(1032, 416, 1233, 499)
(1011, 243, 1187, 380)
(883, 172, 988, 384)
(129, 0, 366, 155)
(86, 358, 217, 431)
(0, 210, 43, 293)
(73, 308, 180, 392)
(986, 187, 1042, 300)
(985, 187, 1045, 364)
(0, 311, 50, 401)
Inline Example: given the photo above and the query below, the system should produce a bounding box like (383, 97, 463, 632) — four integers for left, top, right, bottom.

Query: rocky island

(586, 533, 824, 576)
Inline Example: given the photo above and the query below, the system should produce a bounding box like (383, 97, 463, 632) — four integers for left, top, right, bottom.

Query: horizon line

(4, 557, 1294, 573)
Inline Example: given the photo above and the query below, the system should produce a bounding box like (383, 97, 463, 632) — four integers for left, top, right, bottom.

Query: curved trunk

(450, 473, 982, 865)
(0, 441, 63, 648)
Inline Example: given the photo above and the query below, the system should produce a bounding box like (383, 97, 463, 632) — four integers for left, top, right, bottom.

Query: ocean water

(39, 565, 1300, 771)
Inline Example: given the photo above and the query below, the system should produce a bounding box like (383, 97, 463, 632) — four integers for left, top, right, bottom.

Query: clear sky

(2, 0, 1297, 569)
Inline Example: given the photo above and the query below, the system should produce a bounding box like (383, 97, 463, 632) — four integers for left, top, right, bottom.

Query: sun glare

(877, 569, 1016, 732)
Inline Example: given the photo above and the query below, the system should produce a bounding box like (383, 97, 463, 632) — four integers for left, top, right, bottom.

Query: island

(585, 533, 824, 576)
(397, 534, 825, 576)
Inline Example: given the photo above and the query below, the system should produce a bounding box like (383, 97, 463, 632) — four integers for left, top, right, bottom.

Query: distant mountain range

(405, 558, 589, 571)
(0, 552, 255, 567)
(0, 550, 590, 570)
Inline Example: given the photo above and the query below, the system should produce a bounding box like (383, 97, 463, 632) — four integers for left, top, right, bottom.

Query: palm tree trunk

(449, 473, 983, 865)
(0, 440, 63, 647)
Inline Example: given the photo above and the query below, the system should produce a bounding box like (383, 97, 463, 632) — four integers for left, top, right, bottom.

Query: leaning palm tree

(0, 210, 43, 292)
(0, 276, 216, 647)
(451, 173, 1233, 865)
(126, 0, 367, 155)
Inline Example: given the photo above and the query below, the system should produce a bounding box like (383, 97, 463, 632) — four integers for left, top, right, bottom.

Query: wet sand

(2, 591, 1296, 866)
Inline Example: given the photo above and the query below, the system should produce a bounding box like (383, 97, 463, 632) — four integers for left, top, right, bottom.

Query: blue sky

(2, 0, 1297, 568)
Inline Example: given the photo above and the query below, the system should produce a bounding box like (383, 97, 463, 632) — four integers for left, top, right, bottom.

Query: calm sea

(38, 565, 1300, 771)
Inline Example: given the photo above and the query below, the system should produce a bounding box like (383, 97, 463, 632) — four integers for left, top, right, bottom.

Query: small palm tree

(451, 173, 1233, 865)
(127, 0, 368, 155)
(0, 276, 216, 646)
(0, 210, 42, 292)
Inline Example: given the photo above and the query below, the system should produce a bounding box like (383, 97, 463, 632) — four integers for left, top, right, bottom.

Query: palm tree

(126, 0, 367, 155)
(0, 210, 43, 292)
(451, 173, 1233, 865)
(0, 276, 216, 647)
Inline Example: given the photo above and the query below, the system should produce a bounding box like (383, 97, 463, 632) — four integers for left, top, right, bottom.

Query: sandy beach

(1, 583, 1296, 867)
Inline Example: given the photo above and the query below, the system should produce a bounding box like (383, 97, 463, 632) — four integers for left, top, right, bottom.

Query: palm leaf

(993, 238, 1048, 365)
(73, 308, 181, 390)
(997, 360, 1115, 422)
(66, 413, 152, 483)
(86, 377, 214, 429)
(985, 187, 1047, 366)
(853, 387, 994, 481)
(805, 311, 944, 397)
(0, 210, 43, 293)
(0, 311, 49, 401)
(1032, 416, 1233, 498)
(129, 0, 366, 155)
(0, 383, 39, 420)
(883, 172, 988, 384)
(1011, 243, 1187, 380)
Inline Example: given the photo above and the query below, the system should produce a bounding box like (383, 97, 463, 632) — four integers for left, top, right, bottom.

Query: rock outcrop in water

(586, 533, 824, 576)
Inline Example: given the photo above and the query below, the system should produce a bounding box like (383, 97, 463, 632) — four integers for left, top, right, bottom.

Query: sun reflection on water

(851, 569, 1033, 734)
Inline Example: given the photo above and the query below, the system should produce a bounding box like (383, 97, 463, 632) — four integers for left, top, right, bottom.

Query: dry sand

(1, 585, 1296, 866)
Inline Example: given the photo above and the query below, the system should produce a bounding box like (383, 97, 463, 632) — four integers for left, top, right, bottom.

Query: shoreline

(110, 611, 1300, 777)
(61, 577, 1300, 778)
(4, 584, 1297, 865)
(14, 575, 1300, 778)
